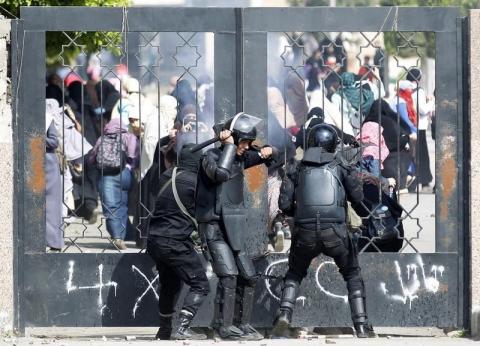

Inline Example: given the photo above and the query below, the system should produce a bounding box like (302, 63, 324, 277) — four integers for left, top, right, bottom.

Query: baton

(189, 136, 220, 153)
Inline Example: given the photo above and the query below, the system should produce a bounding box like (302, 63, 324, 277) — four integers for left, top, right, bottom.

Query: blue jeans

(98, 168, 132, 240)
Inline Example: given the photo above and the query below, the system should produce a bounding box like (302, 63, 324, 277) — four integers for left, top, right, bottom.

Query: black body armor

(295, 147, 346, 224)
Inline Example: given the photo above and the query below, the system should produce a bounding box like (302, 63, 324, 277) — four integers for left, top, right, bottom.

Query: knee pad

(208, 241, 239, 276)
(236, 252, 258, 285)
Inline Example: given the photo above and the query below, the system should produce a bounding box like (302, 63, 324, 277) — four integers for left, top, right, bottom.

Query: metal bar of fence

(20, 6, 236, 32)
(242, 30, 269, 256)
(214, 33, 237, 122)
(11, 18, 26, 335)
(242, 7, 459, 33)
(19, 31, 46, 254)
(435, 30, 460, 254)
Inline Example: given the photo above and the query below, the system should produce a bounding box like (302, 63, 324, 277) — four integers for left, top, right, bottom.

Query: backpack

(96, 133, 126, 174)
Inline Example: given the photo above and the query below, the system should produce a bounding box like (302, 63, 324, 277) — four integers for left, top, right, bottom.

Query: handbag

(68, 162, 83, 184)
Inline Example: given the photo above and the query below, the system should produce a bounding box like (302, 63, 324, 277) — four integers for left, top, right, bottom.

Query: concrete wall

(0, 18, 13, 334)
(470, 10, 480, 338)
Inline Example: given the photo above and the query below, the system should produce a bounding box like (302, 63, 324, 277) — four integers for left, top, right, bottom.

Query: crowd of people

(44, 64, 214, 252)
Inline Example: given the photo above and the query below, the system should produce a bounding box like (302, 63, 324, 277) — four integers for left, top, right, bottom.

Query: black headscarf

(67, 81, 83, 110)
(46, 84, 64, 105)
(171, 80, 195, 109)
(307, 107, 324, 121)
(364, 99, 410, 152)
(94, 80, 120, 115)
(178, 144, 203, 173)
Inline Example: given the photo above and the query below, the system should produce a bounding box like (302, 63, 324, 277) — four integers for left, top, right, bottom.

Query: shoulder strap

(146, 174, 174, 233)
(172, 167, 198, 229)
(325, 160, 345, 192)
(156, 176, 173, 199)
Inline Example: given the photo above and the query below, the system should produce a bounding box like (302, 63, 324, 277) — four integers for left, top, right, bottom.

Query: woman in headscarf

(171, 79, 195, 111)
(285, 73, 309, 127)
(268, 86, 296, 129)
(47, 83, 100, 223)
(309, 82, 355, 136)
(366, 99, 412, 190)
(352, 101, 406, 253)
(357, 121, 390, 178)
(46, 98, 93, 220)
(140, 95, 178, 179)
(94, 80, 121, 122)
(295, 106, 357, 149)
(45, 102, 64, 252)
(331, 72, 374, 133)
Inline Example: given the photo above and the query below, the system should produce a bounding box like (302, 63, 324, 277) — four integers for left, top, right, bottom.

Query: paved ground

(1, 327, 477, 345)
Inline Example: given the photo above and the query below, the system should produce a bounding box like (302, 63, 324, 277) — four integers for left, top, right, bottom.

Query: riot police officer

(147, 144, 210, 340)
(196, 113, 278, 340)
(273, 123, 375, 338)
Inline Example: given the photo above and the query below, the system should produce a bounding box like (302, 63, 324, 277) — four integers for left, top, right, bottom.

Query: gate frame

(11, 6, 469, 334)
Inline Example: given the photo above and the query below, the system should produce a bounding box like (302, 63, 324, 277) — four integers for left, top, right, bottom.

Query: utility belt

(296, 215, 345, 226)
(296, 218, 348, 236)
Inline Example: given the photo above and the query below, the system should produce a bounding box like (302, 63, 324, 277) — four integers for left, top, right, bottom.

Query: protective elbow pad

(217, 143, 237, 173)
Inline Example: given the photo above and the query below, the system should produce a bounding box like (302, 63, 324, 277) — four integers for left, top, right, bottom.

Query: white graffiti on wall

(264, 255, 445, 309)
(131, 265, 159, 318)
(62, 254, 446, 316)
(379, 255, 445, 309)
(315, 261, 348, 303)
(66, 261, 118, 315)
(263, 258, 306, 306)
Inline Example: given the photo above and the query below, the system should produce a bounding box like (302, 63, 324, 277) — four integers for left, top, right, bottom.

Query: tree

(380, 0, 479, 58)
(0, 0, 130, 64)
(288, 0, 479, 58)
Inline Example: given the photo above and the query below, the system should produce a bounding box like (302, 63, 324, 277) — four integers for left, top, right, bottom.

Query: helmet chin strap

(229, 112, 245, 131)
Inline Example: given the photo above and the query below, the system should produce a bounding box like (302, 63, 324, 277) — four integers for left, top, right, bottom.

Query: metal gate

(12, 6, 468, 333)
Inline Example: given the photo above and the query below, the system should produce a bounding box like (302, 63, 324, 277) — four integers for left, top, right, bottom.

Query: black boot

(354, 322, 375, 338)
(171, 311, 207, 340)
(235, 286, 263, 341)
(272, 308, 292, 337)
(155, 314, 172, 340)
(349, 290, 375, 338)
(215, 284, 251, 340)
(272, 279, 298, 337)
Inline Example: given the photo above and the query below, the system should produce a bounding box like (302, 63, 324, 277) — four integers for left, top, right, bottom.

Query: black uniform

(275, 140, 374, 337)
(147, 147, 209, 340)
(196, 143, 276, 340)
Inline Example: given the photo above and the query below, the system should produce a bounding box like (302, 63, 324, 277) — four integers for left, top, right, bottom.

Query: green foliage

(0, 0, 129, 64)
(289, 0, 479, 58)
(0, 0, 130, 18)
(288, 0, 373, 5)
(379, 0, 479, 14)
(381, 0, 479, 58)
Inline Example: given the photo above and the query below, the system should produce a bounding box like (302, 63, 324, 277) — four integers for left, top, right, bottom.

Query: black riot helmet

(307, 123, 339, 152)
(223, 112, 262, 144)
